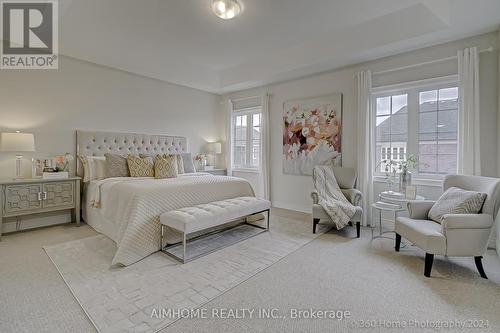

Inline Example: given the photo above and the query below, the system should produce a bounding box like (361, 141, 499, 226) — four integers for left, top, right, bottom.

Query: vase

(399, 169, 412, 193)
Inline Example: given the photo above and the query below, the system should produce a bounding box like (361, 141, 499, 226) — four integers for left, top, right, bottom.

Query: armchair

(395, 175, 500, 278)
(311, 167, 363, 237)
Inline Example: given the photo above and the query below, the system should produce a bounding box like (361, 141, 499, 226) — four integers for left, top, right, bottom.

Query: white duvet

(86, 173, 255, 266)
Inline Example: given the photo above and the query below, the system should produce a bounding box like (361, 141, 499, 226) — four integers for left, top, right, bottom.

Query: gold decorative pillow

(154, 154, 178, 179)
(157, 154, 184, 174)
(127, 155, 154, 177)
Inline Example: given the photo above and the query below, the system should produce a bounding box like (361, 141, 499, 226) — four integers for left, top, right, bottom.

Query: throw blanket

(313, 166, 356, 229)
(88, 175, 255, 266)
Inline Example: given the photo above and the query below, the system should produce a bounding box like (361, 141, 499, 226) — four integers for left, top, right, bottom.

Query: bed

(77, 131, 255, 266)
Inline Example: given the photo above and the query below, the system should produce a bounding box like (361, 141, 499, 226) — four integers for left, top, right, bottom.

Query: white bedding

(84, 173, 255, 266)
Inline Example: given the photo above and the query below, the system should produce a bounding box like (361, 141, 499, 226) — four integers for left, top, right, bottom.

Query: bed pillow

(154, 154, 178, 179)
(127, 155, 154, 177)
(156, 154, 184, 174)
(180, 153, 196, 173)
(428, 187, 487, 223)
(79, 155, 106, 182)
(176, 155, 185, 174)
(104, 153, 129, 178)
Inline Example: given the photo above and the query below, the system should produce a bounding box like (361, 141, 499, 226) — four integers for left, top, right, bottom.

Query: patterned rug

(44, 215, 321, 333)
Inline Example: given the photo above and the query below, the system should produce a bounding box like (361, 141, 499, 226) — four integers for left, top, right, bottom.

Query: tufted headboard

(76, 130, 188, 176)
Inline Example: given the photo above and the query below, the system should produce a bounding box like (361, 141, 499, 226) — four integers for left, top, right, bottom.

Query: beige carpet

(162, 227, 500, 333)
(43, 215, 319, 333)
(1, 209, 500, 333)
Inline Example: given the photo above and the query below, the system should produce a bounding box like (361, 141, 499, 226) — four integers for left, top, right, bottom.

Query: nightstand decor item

(0, 132, 36, 179)
(195, 154, 207, 170)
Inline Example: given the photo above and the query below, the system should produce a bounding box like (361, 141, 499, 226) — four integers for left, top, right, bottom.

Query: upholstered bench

(160, 197, 271, 263)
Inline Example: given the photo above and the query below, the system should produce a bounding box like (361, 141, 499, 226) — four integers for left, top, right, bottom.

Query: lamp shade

(207, 142, 222, 154)
(0, 132, 35, 152)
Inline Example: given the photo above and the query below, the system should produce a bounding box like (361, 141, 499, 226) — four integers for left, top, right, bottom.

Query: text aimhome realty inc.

(151, 307, 352, 321)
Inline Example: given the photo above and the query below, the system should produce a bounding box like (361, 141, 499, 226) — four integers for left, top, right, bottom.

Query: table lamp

(206, 142, 222, 169)
(0, 131, 36, 179)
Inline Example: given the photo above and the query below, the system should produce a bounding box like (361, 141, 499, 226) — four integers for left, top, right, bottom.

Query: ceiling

(57, 0, 500, 94)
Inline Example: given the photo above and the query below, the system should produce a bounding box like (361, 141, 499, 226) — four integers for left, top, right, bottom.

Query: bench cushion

(161, 197, 271, 234)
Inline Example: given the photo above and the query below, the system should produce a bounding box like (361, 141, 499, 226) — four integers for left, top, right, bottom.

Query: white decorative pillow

(176, 154, 185, 174)
(79, 155, 106, 182)
(180, 153, 196, 173)
(428, 187, 487, 223)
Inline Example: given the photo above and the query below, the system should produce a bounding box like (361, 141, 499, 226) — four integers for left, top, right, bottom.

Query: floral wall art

(283, 94, 343, 175)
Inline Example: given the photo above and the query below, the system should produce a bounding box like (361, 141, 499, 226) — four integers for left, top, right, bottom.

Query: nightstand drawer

(4, 184, 43, 214)
(43, 182, 75, 208)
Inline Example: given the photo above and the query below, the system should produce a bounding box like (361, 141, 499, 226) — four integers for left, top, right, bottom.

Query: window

(418, 87, 458, 175)
(373, 80, 458, 178)
(375, 94, 408, 172)
(232, 107, 262, 170)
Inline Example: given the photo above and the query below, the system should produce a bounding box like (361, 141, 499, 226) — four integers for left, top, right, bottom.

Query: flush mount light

(211, 0, 242, 20)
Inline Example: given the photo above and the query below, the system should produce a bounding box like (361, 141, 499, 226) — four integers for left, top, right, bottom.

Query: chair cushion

(428, 187, 487, 223)
(395, 217, 446, 255)
(313, 204, 362, 223)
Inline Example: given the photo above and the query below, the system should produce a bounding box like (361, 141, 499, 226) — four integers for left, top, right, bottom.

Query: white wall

(222, 32, 499, 214)
(497, 28, 500, 256)
(0, 56, 222, 232)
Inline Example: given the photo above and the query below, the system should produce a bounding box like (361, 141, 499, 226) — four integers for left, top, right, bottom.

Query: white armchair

(395, 175, 500, 278)
(311, 167, 363, 237)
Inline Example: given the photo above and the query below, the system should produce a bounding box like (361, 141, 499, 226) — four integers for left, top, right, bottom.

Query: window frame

(231, 106, 262, 172)
(371, 75, 459, 181)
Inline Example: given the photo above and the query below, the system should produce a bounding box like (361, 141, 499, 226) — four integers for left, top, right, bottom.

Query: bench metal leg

(266, 209, 270, 230)
(183, 232, 187, 263)
(162, 208, 271, 264)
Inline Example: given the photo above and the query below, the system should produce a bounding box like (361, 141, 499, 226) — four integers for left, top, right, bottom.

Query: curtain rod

(372, 46, 494, 76)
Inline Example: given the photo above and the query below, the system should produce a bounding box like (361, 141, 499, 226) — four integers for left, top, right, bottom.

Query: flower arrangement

(399, 154, 417, 172)
(376, 154, 421, 191)
(195, 154, 207, 169)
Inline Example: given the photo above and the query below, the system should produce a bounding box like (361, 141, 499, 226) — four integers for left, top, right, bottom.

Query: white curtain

(260, 93, 271, 200)
(226, 99, 234, 176)
(356, 70, 374, 226)
(457, 47, 481, 176)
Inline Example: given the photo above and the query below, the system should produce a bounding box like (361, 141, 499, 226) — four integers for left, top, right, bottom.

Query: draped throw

(313, 166, 356, 229)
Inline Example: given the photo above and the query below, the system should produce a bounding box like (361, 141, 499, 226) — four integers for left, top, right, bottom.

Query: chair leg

(355, 222, 360, 238)
(313, 218, 320, 234)
(474, 256, 488, 279)
(395, 233, 401, 252)
(424, 253, 434, 278)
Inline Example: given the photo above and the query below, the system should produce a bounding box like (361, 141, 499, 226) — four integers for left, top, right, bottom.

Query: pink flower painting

(283, 94, 342, 175)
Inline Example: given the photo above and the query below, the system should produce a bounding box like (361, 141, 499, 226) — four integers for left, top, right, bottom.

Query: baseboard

(272, 201, 311, 214)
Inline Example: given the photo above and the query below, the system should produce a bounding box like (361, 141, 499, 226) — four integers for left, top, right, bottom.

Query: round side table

(371, 202, 406, 241)
(379, 191, 425, 208)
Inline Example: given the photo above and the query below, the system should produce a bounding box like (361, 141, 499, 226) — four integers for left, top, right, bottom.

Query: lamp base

(14, 155, 24, 179)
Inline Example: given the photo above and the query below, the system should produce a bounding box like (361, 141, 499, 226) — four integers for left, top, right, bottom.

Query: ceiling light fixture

(211, 0, 242, 20)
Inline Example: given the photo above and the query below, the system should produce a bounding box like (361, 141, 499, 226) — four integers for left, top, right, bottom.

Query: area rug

(44, 215, 321, 333)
